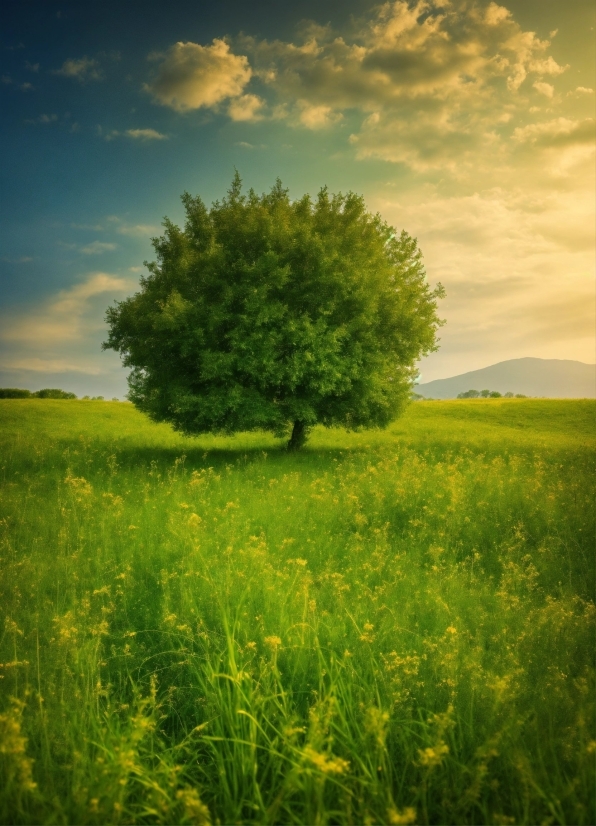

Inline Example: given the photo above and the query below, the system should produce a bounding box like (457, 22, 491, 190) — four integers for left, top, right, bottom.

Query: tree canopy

(104, 175, 444, 448)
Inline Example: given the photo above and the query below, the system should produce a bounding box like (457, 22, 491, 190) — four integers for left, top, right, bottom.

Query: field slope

(0, 399, 594, 825)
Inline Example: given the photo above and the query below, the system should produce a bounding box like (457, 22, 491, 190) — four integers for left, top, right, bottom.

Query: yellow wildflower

(303, 746, 350, 774)
(387, 807, 417, 825)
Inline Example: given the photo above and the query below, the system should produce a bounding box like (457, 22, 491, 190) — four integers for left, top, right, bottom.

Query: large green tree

(104, 175, 444, 449)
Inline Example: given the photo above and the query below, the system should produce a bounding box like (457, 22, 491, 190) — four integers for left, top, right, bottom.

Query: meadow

(0, 398, 594, 825)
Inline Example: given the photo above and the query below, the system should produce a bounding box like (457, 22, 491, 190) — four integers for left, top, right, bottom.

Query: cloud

(228, 93, 265, 121)
(2, 74, 33, 90)
(298, 101, 343, 129)
(80, 241, 117, 255)
(25, 113, 58, 125)
(116, 223, 161, 237)
(533, 81, 554, 98)
(513, 117, 595, 148)
(125, 128, 168, 140)
(374, 184, 594, 379)
(0, 357, 105, 375)
(53, 57, 102, 81)
(145, 39, 251, 112)
(105, 127, 168, 141)
(0, 273, 131, 346)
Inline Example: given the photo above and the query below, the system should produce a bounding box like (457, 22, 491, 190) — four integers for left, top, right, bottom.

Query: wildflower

(446, 626, 457, 635)
(245, 641, 257, 651)
(264, 635, 282, 649)
(360, 622, 375, 643)
(303, 746, 350, 774)
(387, 807, 417, 825)
(176, 787, 211, 824)
(188, 513, 202, 528)
(0, 699, 37, 792)
(418, 743, 449, 768)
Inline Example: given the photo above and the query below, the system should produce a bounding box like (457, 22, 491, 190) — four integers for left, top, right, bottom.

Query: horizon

(1, 0, 594, 398)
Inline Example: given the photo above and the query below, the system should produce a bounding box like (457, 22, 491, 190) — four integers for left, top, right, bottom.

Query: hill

(416, 357, 596, 399)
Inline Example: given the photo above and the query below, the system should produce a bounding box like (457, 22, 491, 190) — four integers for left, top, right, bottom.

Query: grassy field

(0, 399, 594, 825)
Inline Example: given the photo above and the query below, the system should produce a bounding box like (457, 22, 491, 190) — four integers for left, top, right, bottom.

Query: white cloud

(145, 39, 251, 112)
(53, 57, 102, 81)
(80, 241, 117, 255)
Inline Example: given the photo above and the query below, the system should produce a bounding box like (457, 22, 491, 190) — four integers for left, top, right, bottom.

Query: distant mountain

(416, 358, 596, 399)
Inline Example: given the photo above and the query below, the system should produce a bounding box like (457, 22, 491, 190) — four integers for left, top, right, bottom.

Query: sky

(1, 0, 594, 398)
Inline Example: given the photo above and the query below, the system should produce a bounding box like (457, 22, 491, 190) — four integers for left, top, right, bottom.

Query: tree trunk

(287, 420, 308, 451)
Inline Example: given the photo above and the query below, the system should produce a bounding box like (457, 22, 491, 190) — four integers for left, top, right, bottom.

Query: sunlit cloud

(145, 39, 251, 112)
(0, 273, 131, 346)
(228, 93, 265, 121)
(512, 117, 595, 147)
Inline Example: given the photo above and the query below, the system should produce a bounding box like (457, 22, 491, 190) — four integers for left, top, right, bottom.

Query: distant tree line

(0, 388, 119, 400)
(456, 389, 527, 399)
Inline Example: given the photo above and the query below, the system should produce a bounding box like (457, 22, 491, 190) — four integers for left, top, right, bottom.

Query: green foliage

(0, 388, 77, 399)
(457, 389, 505, 399)
(0, 388, 32, 398)
(0, 399, 594, 824)
(104, 175, 444, 447)
(34, 388, 77, 399)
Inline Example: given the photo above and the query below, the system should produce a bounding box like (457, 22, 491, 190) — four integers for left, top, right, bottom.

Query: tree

(35, 388, 77, 399)
(104, 175, 445, 449)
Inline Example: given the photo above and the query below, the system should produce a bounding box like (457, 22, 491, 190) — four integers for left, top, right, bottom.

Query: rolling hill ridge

(416, 358, 596, 399)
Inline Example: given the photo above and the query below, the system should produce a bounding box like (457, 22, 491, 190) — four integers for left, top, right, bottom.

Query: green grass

(0, 399, 594, 825)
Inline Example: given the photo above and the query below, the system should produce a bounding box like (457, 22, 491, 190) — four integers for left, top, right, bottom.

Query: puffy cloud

(53, 57, 102, 81)
(533, 81, 554, 98)
(298, 101, 343, 129)
(247, 1, 565, 109)
(228, 93, 265, 121)
(145, 39, 251, 112)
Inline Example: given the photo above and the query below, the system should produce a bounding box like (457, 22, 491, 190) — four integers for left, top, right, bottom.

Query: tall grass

(0, 399, 594, 824)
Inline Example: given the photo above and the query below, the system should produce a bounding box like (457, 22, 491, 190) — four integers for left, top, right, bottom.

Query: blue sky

(1, 0, 594, 398)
